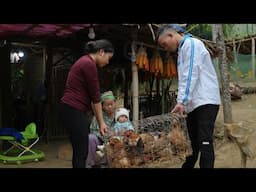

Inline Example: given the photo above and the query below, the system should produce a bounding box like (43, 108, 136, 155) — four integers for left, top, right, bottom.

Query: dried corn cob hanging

(165, 53, 178, 79)
(142, 47, 150, 71)
(135, 46, 149, 71)
(150, 49, 164, 77)
(165, 52, 172, 79)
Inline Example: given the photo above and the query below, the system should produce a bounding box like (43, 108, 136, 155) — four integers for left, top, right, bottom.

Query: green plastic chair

(21, 122, 38, 145)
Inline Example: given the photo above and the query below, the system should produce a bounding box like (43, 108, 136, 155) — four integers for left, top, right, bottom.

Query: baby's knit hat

(115, 107, 129, 121)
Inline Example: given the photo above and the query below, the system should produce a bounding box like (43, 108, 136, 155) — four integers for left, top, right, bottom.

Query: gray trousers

(86, 134, 107, 167)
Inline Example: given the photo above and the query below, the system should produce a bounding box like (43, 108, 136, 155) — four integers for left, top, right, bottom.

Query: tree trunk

(212, 24, 233, 137)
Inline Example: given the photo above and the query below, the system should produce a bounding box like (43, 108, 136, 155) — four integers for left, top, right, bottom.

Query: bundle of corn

(105, 113, 192, 168)
(165, 53, 178, 79)
(135, 46, 149, 71)
(150, 50, 164, 77)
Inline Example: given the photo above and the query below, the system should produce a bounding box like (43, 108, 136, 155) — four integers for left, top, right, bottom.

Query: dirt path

(214, 93, 256, 168)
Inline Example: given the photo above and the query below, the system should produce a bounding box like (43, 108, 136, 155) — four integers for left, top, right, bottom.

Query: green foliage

(222, 24, 256, 39)
(222, 24, 236, 39)
(187, 24, 212, 40)
(186, 24, 256, 40)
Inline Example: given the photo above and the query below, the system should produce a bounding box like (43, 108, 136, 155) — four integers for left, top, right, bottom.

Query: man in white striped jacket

(157, 24, 221, 168)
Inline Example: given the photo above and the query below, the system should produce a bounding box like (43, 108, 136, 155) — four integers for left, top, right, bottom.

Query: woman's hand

(99, 122, 108, 136)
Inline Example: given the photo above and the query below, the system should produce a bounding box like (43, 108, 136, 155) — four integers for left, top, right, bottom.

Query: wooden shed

(0, 24, 233, 141)
(0, 24, 160, 141)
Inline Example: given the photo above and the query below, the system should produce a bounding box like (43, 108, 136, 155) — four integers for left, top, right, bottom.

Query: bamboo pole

(131, 40, 139, 122)
(161, 79, 165, 114)
(133, 41, 165, 51)
(252, 38, 255, 79)
(11, 42, 45, 48)
(225, 36, 256, 45)
(233, 39, 238, 64)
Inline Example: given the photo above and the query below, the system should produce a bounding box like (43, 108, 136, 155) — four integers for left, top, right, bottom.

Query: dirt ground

(0, 83, 255, 168)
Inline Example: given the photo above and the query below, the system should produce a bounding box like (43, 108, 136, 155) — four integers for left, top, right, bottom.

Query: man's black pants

(182, 104, 219, 168)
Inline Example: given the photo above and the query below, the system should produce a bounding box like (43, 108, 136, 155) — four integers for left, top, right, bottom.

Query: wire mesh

(104, 113, 192, 168)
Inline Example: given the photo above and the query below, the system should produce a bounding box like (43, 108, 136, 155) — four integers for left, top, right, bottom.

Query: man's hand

(171, 103, 185, 115)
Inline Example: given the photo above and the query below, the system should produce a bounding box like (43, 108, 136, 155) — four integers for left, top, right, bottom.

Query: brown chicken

(106, 137, 131, 168)
(167, 126, 189, 157)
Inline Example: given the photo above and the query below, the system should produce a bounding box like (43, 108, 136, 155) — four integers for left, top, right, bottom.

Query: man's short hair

(156, 24, 186, 41)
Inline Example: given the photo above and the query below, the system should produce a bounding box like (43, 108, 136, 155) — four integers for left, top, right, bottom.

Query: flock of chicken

(105, 113, 192, 168)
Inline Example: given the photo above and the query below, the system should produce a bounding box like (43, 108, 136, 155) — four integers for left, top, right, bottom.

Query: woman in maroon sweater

(60, 39, 114, 168)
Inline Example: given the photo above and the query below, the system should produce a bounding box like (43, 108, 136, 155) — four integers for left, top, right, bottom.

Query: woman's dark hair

(85, 39, 114, 54)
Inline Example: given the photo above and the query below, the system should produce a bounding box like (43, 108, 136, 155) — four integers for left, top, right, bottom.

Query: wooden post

(0, 42, 12, 127)
(0, 88, 2, 127)
(131, 40, 139, 122)
(252, 38, 255, 79)
(43, 47, 47, 79)
(44, 46, 53, 144)
(161, 79, 165, 114)
(124, 67, 129, 109)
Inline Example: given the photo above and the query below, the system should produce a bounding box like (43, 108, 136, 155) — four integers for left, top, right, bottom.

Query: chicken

(139, 133, 154, 154)
(167, 126, 190, 157)
(106, 137, 131, 168)
(123, 130, 141, 147)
